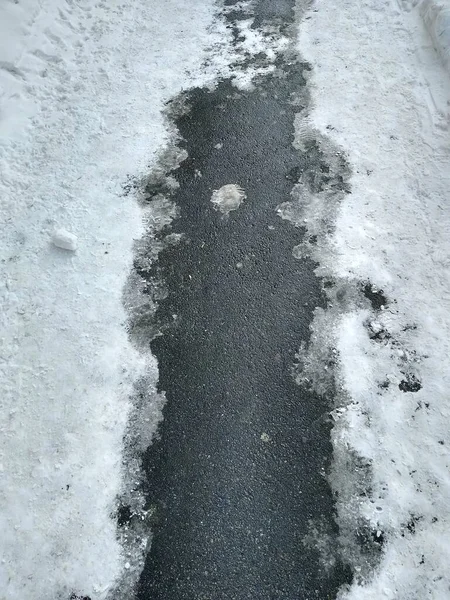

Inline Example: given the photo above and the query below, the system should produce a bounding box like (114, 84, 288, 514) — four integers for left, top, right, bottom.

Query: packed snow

(51, 229, 78, 252)
(0, 0, 300, 596)
(0, 1, 236, 598)
(298, 0, 450, 597)
(421, 0, 450, 73)
(3, 0, 450, 597)
(211, 184, 247, 215)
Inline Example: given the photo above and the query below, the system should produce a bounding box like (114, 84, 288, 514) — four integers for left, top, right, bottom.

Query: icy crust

(281, 126, 386, 578)
(219, 1, 292, 90)
(296, 0, 450, 597)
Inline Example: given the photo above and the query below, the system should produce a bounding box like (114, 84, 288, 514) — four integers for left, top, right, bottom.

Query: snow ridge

(297, 0, 450, 597)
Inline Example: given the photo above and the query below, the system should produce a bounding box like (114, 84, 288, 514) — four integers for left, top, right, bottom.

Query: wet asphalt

(136, 1, 352, 598)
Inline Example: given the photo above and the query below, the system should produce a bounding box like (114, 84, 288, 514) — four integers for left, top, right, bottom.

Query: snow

(51, 229, 78, 252)
(298, 0, 450, 597)
(5, 0, 450, 596)
(211, 184, 247, 215)
(226, 10, 290, 90)
(421, 0, 450, 74)
(0, 1, 236, 599)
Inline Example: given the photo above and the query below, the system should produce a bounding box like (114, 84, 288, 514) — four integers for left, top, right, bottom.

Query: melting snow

(299, 0, 450, 597)
(51, 229, 78, 252)
(211, 184, 247, 215)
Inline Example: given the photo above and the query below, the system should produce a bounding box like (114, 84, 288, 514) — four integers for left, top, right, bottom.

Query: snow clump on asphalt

(211, 184, 247, 215)
(0, 0, 236, 599)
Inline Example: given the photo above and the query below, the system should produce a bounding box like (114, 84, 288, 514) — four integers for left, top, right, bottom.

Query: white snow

(298, 0, 450, 597)
(421, 0, 450, 74)
(0, 1, 236, 599)
(51, 229, 78, 252)
(211, 184, 247, 215)
(6, 0, 450, 596)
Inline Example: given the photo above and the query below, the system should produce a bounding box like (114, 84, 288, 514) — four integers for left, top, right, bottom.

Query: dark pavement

(136, 1, 352, 598)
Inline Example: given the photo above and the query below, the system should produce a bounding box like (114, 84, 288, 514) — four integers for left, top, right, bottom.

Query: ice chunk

(210, 184, 246, 215)
(51, 228, 78, 251)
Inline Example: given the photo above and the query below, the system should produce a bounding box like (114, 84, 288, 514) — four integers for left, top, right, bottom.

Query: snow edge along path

(0, 1, 236, 599)
(297, 0, 450, 598)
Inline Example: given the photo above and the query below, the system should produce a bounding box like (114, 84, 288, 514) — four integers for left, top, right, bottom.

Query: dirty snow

(299, 0, 450, 597)
(0, 0, 235, 598)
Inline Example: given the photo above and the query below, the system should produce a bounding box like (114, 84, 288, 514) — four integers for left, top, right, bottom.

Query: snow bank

(298, 0, 450, 597)
(420, 0, 450, 73)
(0, 1, 232, 599)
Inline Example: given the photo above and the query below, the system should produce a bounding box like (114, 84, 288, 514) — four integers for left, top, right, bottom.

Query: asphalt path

(137, 1, 352, 598)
